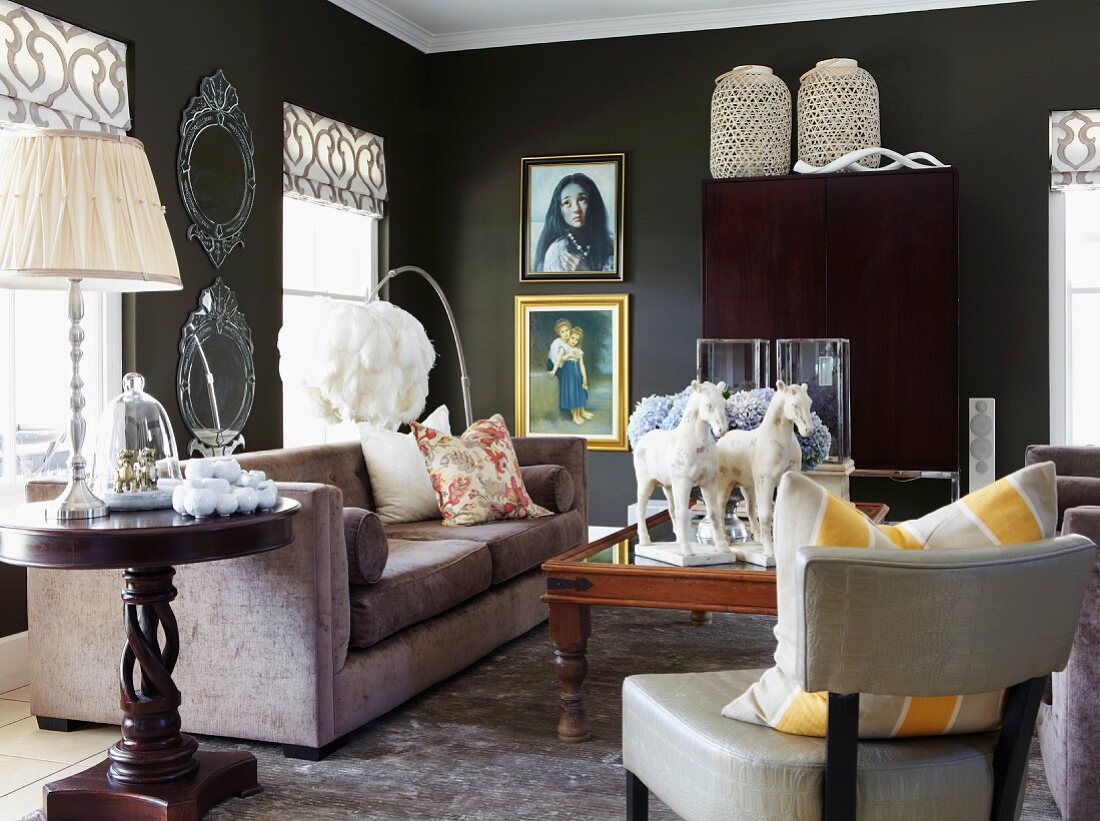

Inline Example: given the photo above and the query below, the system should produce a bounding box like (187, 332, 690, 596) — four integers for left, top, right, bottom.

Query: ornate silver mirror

(177, 278, 255, 456)
(177, 70, 255, 268)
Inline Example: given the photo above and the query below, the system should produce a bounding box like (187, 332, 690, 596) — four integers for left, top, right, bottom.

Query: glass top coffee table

(540, 503, 889, 742)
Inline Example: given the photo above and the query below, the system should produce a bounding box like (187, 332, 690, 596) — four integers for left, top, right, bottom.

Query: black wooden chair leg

(823, 692, 860, 821)
(626, 769, 649, 821)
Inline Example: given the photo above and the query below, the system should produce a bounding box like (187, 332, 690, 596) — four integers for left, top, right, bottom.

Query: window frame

(281, 195, 380, 448)
(0, 290, 122, 505)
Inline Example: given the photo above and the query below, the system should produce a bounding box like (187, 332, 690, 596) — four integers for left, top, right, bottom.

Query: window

(0, 290, 121, 501)
(281, 195, 379, 447)
(1051, 189, 1100, 444)
(0, 2, 129, 501)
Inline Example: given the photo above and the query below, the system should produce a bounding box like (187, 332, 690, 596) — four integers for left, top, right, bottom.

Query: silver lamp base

(50, 477, 109, 521)
(48, 277, 109, 522)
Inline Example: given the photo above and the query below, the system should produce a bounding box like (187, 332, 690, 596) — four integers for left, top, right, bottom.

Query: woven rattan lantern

(797, 58, 880, 169)
(710, 65, 791, 178)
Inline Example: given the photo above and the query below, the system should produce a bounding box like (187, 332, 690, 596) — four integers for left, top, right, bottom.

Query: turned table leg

(549, 602, 591, 742)
(690, 610, 712, 625)
(42, 566, 261, 820)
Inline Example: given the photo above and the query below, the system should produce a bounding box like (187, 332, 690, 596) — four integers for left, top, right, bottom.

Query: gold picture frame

(515, 294, 629, 451)
(520, 153, 625, 282)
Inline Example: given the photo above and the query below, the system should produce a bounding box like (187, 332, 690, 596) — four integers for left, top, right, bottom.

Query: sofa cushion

(411, 414, 551, 526)
(348, 538, 491, 649)
(519, 464, 575, 513)
(724, 463, 1058, 739)
(385, 509, 584, 585)
(359, 405, 451, 525)
(343, 508, 388, 585)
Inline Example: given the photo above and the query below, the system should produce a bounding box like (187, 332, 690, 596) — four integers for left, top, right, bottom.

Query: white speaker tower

(968, 398, 995, 492)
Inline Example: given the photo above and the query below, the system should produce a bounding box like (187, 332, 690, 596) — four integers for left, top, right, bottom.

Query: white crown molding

(327, 0, 1032, 54)
(326, 0, 433, 53)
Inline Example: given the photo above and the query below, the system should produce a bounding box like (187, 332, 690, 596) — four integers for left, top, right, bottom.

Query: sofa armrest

(1050, 506, 1100, 800)
(24, 479, 351, 749)
(1027, 445, 1100, 477)
(511, 436, 588, 531)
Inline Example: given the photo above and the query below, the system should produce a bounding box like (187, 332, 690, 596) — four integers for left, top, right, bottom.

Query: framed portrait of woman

(520, 153, 625, 282)
(514, 294, 629, 451)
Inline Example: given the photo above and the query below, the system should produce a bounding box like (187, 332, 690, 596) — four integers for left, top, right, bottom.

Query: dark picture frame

(520, 153, 625, 282)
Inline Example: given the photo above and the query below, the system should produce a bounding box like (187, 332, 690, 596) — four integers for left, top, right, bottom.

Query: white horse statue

(716, 381, 813, 559)
(634, 380, 729, 556)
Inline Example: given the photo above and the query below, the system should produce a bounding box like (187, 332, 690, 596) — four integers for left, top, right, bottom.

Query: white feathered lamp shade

(0, 129, 182, 519)
(278, 297, 436, 429)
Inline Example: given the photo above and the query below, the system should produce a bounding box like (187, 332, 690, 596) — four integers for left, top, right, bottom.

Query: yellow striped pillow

(722, 461, 1057, 738)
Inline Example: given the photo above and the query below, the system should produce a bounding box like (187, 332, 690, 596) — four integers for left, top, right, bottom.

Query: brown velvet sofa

(24, 436, 587, 760)
(1025, 444, 1100, 821)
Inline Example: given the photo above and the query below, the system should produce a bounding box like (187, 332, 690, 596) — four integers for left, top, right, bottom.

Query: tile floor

(0, 687, 118, 820)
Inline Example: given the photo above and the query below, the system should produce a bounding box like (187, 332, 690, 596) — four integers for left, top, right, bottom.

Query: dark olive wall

(2, 0, 1093, 634)
(425, 0, 1092, 525)
(0, 0, 430, 637)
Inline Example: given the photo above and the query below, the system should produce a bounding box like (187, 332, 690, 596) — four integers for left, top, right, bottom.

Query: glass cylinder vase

(776, 338, 850, 465)
(697, 339, 770, 393)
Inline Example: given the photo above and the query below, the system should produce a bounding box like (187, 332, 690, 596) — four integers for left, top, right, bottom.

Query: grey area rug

(40, 608, 1062, 820)
(206, 607, 1060, 819)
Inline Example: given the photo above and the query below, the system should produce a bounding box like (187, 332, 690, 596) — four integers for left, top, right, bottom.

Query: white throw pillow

(359, 405, 451, 524)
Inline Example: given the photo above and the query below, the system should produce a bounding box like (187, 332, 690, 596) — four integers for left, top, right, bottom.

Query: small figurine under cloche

(91, 373, 182, 511)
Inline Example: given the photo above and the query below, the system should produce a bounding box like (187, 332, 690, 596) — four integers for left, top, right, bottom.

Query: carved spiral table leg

(108, 567, 199, 784)
(42, 565, 261, 820)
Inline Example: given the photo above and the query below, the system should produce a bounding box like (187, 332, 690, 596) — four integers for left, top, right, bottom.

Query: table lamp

(0, 129, 182, 520)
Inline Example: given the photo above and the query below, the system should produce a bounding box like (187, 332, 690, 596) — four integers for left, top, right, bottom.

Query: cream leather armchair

(622, 539, 1095, 821)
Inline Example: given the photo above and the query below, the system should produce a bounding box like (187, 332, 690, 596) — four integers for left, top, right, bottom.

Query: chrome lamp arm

(367, 265, 472, 429)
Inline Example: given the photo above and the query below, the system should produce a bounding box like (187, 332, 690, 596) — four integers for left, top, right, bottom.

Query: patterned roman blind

(0, 1, 130, 133)
(282, 102, 387, 217)
(1052, 110, 1100, 189)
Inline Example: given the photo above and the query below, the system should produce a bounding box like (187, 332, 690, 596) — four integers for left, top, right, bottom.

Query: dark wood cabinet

(702, 168, 959, 472)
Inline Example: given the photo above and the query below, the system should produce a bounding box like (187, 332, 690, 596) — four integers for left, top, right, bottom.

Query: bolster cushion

(343, 507, 389, 585)
(519, 465, 575, 513)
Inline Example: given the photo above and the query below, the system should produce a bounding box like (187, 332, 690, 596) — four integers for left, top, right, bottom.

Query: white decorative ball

(233, 486, 259, 514)
(201, 478, 231, 495)
(186, 459, 214, 480)
(257, 481, 277, 510)
(172, 485, 187, 515)
(212, 460, 242, 484)
(184, 488, 217, 518)
(215, 493, 238, 517)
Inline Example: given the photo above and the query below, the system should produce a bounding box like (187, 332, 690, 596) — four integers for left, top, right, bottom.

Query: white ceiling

(327, 0, 1032, 53)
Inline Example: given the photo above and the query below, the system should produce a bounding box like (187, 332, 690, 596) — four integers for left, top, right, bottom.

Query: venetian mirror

(177, 70, 255, 268)
(177, 278, 255, 457)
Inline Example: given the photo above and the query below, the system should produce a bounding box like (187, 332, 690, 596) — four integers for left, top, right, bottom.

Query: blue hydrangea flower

(797, 412, 833, 471)
(627, 392, 675, 448)
(629, 385, 831, 470)
(658, 388, 692, 432)
(726, 388, 774, 431)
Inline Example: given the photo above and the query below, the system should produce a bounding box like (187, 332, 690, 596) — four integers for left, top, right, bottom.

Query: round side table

(0, 498, 299, 821)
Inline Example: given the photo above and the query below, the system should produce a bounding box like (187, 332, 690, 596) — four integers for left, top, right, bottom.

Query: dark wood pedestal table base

(542, 504, 888, 742)
(0, 499, 299, 821)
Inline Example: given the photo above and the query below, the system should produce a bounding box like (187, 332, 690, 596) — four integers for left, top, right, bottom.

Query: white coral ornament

(278, 297, 436, 429)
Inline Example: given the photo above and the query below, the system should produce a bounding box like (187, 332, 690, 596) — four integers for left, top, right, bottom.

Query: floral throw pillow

(411, 414, 552, 526)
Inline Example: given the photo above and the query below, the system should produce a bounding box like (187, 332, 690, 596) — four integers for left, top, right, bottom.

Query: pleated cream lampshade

(0, 128, 180, 291)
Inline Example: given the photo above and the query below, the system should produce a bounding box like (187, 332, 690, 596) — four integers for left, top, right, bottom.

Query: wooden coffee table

(0, 499, 299, 820)
(541, 503, 888, 742)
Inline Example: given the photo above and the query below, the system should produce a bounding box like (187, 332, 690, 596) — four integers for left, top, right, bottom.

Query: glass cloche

(91, 373, 182, 510)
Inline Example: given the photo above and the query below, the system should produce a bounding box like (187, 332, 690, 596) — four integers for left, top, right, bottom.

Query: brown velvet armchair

(1025, 444, 1100, 821)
